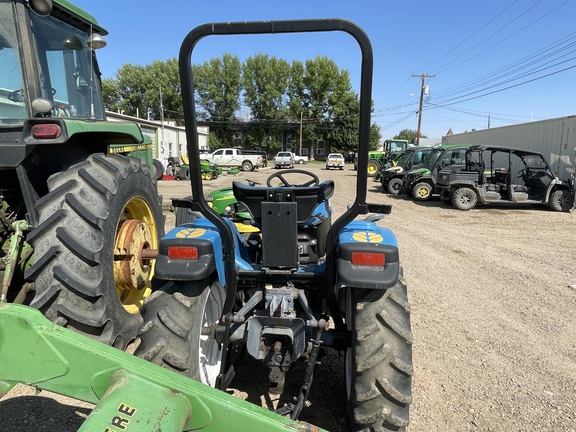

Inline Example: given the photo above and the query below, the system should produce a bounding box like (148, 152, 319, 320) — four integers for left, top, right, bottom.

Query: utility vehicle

(402, 144, 470, 201)
(437, 145, 574, 211)
(0, 0, 163, 349)
(137, 19, 413, 431)
(379, 146, 433, 194)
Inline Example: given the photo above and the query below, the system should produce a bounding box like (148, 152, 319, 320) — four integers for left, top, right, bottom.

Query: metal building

(444, 115, 576, 179)
(106, 111, 209, 169)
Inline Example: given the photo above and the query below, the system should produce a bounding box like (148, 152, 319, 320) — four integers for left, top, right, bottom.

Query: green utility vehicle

(138, 19, 413, 432)
(0, 0, 164, 349)
(379, 146, 433, 194)
(437, 145, 574, 211)
(402, 144, 470, 201)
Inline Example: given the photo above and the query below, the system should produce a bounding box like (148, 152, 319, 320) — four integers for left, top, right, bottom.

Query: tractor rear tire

(174, 196, 197, 226)
(367, 159, 382, 177)
(26, 154, 164, 350)
(136, 278, 226, 388)
(346, 272, 413, 431)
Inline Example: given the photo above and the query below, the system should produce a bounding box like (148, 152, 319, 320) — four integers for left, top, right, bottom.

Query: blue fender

(336, 220, 400, 289)
(154, 218, 253, 286)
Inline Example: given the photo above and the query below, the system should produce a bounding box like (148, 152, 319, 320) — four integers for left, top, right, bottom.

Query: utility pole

(412, 73, 435, 145)
(299, 110, 303, 156)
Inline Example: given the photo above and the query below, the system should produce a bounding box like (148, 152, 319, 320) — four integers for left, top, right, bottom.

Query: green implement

(0, 303, 325, 432)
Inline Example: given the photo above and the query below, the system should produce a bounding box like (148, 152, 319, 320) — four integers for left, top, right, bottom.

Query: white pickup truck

(291, 153, 309, 164)
(204, 148, 262, 171)
(274, 151, 294, 169)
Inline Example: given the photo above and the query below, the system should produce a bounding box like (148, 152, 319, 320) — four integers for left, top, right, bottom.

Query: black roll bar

(178, 19, 374, 324)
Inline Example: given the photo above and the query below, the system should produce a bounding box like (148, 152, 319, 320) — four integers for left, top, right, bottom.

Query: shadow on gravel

(0, 396, 90, 431)
(228, 349, 351, 432)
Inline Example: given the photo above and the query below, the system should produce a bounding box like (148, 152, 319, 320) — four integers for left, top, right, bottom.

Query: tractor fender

(154, 218, 253, 286)
(336, 220, 400, 289)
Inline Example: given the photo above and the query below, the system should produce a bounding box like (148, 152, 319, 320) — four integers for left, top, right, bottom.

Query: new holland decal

(352, 231, 384, 243)
(175, 227, 207, 238)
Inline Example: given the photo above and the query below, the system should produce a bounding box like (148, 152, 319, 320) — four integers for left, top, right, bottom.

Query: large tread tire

(367, 159, 382, 177)
(452, 187, 478, 210)
(174, 195, 197, 226)
(152, 158, 165, 180)
(549, 189, 573, 212)
(387, 178, 403, 195)
(136, 278, 226, 387)
(346, 273, 413, 432)
(25, 154, 164, 349)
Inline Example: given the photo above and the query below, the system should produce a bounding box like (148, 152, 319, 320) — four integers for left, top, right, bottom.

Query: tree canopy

(394, 129, 427, 143)
(102, 54, 382, 151)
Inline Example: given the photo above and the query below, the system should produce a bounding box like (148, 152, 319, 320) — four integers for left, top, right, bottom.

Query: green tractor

(0, 0, 164, 349)
(356, 139, 410, 176)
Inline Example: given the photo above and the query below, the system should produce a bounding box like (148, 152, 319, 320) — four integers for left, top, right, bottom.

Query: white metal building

(444, 115, 576, 179)
(105, 111, 209, 169)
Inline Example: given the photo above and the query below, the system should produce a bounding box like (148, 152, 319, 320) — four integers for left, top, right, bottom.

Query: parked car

(437, 145, 575, 211)
(326, 153, 345, 170)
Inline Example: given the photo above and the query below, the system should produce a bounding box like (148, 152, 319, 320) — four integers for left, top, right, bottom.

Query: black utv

(379, 146, 433, 194)
(437, 145, 574, 211)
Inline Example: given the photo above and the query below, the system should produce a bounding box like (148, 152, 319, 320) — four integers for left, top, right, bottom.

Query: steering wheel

(517, 168, 526, 178)
(266, 169, 319, 187)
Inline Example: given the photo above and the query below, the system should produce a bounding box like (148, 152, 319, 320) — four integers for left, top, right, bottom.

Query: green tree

(288, 56, 367, 153)
(147, 59, 182, 122)
(192, 53, 242, 147)
(102, 59, 181, 121)
(242, 54, 290, 149)
(394, 129, 426, 143)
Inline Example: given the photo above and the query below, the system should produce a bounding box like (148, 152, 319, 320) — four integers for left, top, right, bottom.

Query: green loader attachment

(0, 303, 324, 432)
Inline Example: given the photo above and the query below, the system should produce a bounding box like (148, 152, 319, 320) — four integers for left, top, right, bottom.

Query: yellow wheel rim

(113, 197, 158, 314)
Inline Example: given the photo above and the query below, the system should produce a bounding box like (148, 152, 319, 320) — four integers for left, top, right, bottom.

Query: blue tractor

(136, 20, 413, 431)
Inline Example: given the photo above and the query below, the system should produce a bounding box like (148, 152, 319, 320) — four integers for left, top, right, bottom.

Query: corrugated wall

(445, 115, 576, 179)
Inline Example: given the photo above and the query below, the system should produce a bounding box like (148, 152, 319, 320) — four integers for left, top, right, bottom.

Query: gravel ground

(2, 162, 575, 431)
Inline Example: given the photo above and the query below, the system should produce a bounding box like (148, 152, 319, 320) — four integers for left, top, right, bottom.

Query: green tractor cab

(0, 0, 163, 349)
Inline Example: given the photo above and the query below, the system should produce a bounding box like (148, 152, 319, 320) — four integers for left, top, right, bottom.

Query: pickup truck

(204, 148, 262, 171)
(274, 151, 294, 169)
(291, 153, 309, 164)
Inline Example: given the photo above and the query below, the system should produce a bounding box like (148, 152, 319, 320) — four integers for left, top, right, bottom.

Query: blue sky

(74, 0, 576, 140)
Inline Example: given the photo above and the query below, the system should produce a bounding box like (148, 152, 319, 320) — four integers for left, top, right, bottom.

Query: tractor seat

(232, 180, 335, 224)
